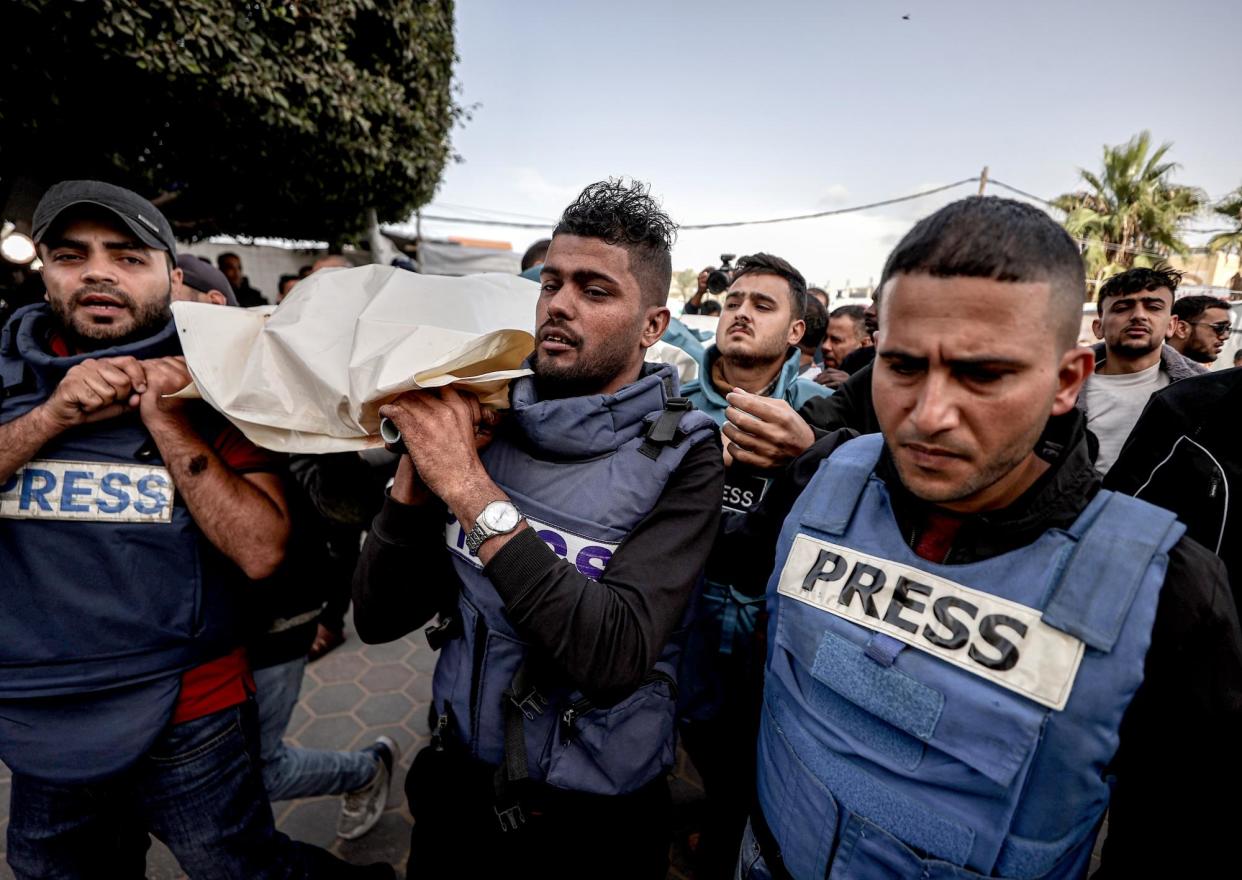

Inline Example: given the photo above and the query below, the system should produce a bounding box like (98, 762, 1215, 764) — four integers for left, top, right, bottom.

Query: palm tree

(1207, 186, 1242, 257)
(1053, 132, 1206, 285)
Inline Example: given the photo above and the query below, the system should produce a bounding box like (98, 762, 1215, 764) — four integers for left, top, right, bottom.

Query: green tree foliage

(1053, 131, 1205, 284)
(0, 0, 458, 242)
(1208, 187, 1242, 257)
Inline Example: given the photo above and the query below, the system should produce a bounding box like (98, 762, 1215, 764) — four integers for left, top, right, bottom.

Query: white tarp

(171, 265, 539, 452)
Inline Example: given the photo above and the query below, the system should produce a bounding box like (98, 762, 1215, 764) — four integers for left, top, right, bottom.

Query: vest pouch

(827, 813, 1096, 880)
(830, 813, 994, 880)
(542, 673, 677, 795)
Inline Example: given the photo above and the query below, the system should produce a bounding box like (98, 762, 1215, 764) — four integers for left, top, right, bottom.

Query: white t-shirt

(1085, 361, 1170, 474)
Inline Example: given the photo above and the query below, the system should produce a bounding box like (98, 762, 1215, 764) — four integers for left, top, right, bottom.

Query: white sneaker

(337, 736, 399, 840)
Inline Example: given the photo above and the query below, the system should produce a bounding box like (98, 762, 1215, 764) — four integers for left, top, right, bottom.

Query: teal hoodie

(683, 345, 830, 426)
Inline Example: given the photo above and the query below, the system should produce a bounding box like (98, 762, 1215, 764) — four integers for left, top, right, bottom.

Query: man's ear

(1091, 317, 1103, 341)
(785, 318, 806, 347)
(206, 290, 228, 306)
(1051, 346, 1095, 416)
(639, 306, 671, 351)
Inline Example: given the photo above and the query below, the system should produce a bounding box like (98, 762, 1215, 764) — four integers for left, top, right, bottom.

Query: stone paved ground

(0, 616, 1101, 879)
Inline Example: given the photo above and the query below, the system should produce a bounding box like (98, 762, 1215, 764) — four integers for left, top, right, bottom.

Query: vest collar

(4, 303, 181, 381)
(506, 360, 678, 458)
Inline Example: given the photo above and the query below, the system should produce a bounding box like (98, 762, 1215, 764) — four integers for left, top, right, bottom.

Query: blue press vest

(0, 305, 240, 782)
(432, 363, 717, 795)
(755, 434, 1182, 879)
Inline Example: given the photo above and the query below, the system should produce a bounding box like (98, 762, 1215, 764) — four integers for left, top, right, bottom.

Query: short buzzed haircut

(829, 305, 869, 340)
(1097, 265, 1183, 314)
(217, 252, 240, 266)
(881, 196, 1086, 350)
(731, 253, 808, 319)
(553, 179, 676, 307)
(1173, 294, 1228, 323)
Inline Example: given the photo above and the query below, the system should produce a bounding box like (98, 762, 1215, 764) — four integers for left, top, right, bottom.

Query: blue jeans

(6, 699, 358, 880)
(253, 658, 376, 801)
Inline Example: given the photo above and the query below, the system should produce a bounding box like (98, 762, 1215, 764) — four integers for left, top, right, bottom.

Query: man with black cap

(175, 254, 239, 306)
(0, 180, 392, 878)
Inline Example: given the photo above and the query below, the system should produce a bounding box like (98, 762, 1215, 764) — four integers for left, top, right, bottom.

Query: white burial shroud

(170, 265, 539, 453)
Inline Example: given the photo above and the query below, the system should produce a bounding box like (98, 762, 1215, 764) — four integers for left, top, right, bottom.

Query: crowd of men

(0, 175, 1238, 880)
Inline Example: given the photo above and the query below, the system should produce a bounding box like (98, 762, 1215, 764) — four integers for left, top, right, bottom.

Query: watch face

(484, 501, 521, 532)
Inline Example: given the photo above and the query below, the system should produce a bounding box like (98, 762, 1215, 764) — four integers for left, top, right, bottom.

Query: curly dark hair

(553, 178, 677, 306)
(731, 253, 808, 318)
(1097, 264, 1184, 313)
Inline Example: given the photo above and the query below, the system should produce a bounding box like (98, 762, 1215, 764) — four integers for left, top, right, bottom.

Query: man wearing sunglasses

(1081, 265, 1204, 475)
(1170, 294, 1233, 365)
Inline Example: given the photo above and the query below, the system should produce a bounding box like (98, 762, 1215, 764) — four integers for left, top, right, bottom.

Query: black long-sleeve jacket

(352, 437, 724, 699)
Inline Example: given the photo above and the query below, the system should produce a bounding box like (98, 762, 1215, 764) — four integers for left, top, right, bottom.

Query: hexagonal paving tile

(355, 692, 414, 727)
(294, 714, 364, 752)
(305, 681, 366, 716)
(308, 651, 369, 685)
(359, 639, 412, 665)
(358, 663, 412, 694)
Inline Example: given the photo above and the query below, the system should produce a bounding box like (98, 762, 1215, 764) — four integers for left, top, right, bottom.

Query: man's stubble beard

(50, 280, 173, 352)
(532, 326, 640, 400)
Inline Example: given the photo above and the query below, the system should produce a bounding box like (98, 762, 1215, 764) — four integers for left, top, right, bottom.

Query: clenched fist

(41, 356, 148, 430)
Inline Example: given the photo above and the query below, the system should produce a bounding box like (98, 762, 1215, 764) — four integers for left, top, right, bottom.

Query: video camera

(705, 254, 737, 295)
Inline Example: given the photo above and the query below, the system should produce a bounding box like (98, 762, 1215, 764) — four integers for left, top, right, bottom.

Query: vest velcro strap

(1044, 491, 1182, 653)
(638, 397, 694, 460)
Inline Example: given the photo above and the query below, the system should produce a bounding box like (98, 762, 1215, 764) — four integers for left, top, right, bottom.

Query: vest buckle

(508, 687, 547, 721)
(494, 801, 526, 832)
(424, 614, 463, 651)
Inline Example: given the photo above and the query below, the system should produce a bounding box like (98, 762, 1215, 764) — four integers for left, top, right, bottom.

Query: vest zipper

(558, 670, 678, 744)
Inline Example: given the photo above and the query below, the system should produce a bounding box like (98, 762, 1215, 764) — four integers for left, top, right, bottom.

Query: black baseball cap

(177, 255, 238, 307)
(32, 180, 178, 257)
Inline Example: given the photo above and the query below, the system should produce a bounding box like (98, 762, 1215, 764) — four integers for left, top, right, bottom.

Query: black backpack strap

(638, 397, 694, 461)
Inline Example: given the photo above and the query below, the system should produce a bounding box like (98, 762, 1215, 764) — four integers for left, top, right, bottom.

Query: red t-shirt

(48, 332, 281, 724)
(173, 417, 281, 723)
(912, 510, 965, 564)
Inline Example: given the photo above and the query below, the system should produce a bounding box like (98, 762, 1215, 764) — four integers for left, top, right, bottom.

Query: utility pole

(978, 166, 990, 196)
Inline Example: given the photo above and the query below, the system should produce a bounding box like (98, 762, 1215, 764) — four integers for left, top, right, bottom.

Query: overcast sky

(408, 0, 1242, 289)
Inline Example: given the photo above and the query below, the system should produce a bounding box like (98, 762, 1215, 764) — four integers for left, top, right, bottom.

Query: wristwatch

(465, 500, 524, 555)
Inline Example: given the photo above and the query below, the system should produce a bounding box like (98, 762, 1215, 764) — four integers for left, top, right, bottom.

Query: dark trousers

(7, 700, 383, 880)
(406, 742, 671, 880)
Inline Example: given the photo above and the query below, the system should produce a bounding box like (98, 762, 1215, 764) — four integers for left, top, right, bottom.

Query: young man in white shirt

(1081, 265, 1203, 474)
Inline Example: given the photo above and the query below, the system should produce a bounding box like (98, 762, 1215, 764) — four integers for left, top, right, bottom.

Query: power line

(418, 178, 982, 232)
(679, 178, 980, 230)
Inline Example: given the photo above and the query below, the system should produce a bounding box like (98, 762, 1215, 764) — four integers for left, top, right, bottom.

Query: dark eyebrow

(880, 348, 1026, 369)
(539, 264, 620, 288)
(726, 289, 779, 305)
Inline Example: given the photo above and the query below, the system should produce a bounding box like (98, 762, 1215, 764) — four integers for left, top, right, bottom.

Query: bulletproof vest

(432, 363, 717, 796)
(0, 304, 240, 781)
(756, 433, 1182, 880)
